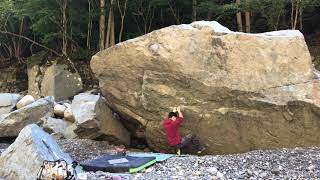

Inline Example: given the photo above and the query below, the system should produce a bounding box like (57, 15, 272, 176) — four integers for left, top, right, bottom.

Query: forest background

(0, 0, 319, 70)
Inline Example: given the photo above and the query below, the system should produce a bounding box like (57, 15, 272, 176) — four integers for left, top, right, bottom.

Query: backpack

(36, 139, 77, 180)
(36, 159, 77, 180)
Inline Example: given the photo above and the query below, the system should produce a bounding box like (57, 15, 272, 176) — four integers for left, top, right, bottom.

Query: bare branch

(0, 31, 61, 56)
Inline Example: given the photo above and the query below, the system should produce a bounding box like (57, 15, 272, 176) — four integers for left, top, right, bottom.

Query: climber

(162, 106, 206, 155)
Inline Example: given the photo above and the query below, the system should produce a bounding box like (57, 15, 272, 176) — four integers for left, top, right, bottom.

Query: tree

(192, 0, 197, 22)
(105, 0, 115, 48)
(56, 0, 68, 55)
(131, 0, 156, 34)
(99, 0, 106, 50)
(244, 0, 250, 33)
(291, 0, 320, 30)
(235, 0, 243, 32)
(87, 0, 93, 50)
(117, 0, 128, 42)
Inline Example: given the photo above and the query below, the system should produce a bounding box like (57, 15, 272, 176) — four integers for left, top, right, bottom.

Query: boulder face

(27, 54, 83, 101)
(72, 93, 130, 145)
(0, 97, 54, 137)
(91, 21, 320, 154)
(0, 124, 77, 180)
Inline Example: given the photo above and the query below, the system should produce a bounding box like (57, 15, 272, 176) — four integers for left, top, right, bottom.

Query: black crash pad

(80, 155, 156, 173)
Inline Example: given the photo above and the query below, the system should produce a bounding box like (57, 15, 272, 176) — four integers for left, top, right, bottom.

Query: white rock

(0, 124, 80, 180)
(0, 93, 22, 115)
(217, 171, 224, 178)
(54, 104, 67, 117)
(16, 95, 35, 109)
(207, 167, 218, 174)
(191, 21, 232, 33)
(72, 93, 130, 145)
(145, 167, 153, 173)
(211, 175, 219, 180)
(192, 171, 201, 176)
(64, 103, 71, 109)
(77, 173, 88, 180)
(63, 123, 78, 139)
(177, 171, 184, 176)
(0, 97, 54, 137)
(42, 117, 72, 135)
(307, 165, 315, 171)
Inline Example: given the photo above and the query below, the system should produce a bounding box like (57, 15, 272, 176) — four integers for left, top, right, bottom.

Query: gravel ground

(57, 139, 118, 162)
(68, 144, 320, 180)
(130, 148, 320, 180)
(3, 139, 320, 179)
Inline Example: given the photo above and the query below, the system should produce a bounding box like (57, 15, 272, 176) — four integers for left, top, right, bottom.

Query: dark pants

(175, 133, 205, 153)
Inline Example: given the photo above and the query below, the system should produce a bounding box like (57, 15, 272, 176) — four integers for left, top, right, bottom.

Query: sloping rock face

(0, 93, 22, 115)
(91, 21, 320, 154)
(72, 93, 130, 145)
(0, 97, 54, 137)
(28, 54, 83, 101)
(0, 124, 76, 180)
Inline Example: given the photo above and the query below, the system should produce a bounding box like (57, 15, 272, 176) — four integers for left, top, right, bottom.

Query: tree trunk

(291, 0, 294, 29)
(236, 0, 243, 32)
(192, 0, 197, 22)
(299, 1, 303, 30)
(99, 0, 106, 50)
(62, 0, 68, 55)
(168, 0, 181, 24)
(110, 6, 115, 46)
(117, 0, 128, 42)
(87, 0, 92, 50)
(105, 6, 112, 48)
(105, 0, 115, 48)
(245, 11, 250, 33)
(293, 0, 299, 30)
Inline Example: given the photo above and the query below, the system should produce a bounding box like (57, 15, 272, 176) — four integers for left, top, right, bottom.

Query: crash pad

(80, 155, 156, 173)
(128, 153, 174, 162)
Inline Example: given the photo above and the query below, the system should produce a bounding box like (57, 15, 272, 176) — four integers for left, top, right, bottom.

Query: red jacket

(163, 117, 184, 146)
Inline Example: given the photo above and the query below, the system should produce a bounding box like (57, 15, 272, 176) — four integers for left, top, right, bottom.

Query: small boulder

(28, 55, 83, 101)
(54, 104, 67, 117)
(0, 97, 54, 137)
(0, 124, 79, 180)
(42, 117, 72, 135)
(64, 107, 75, 123)
(63, 123, 78, 139)
(0, 93, 22, 115)
(72, 93, 130, 145)
(16, 95, 35, 109)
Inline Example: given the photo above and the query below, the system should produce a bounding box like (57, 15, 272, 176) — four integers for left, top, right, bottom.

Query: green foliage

(69, 48, 94, 61)
(1, 0, 320, 63)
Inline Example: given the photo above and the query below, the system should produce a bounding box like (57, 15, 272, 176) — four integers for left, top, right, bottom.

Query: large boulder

(72, 93, 130, 145)
(0, 124, 78, 180)
(91, 21, 320, 154)
(0, 97, 54, 137)
(27, 54, 83, 101)
(0, 93, 22, 115)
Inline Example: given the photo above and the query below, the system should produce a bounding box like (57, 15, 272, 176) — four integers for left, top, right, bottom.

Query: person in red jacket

(163, 106, 205, 155)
